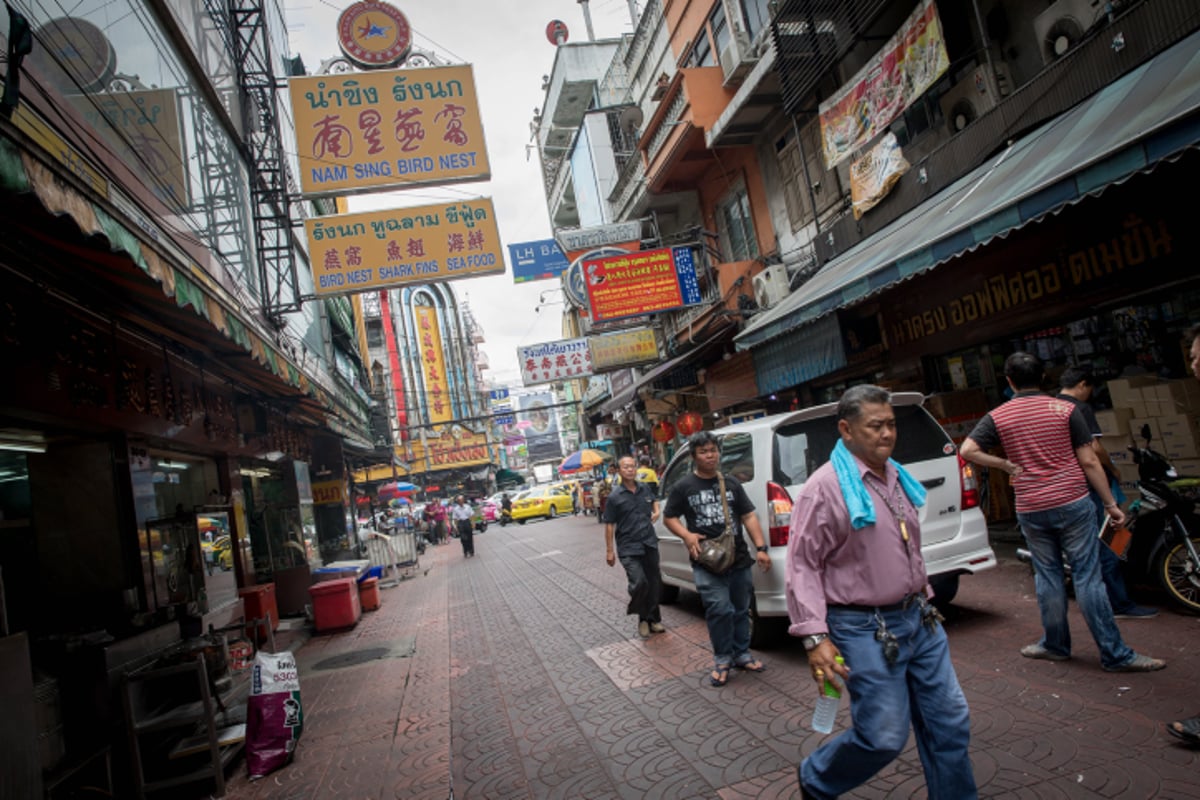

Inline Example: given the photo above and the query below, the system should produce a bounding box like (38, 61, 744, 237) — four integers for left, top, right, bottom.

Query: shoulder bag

(694, 472, 737, 575)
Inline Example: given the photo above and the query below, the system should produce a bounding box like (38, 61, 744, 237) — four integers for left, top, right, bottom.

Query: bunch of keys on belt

(920, 599, 945, 632)
(873, 612, 899, 665)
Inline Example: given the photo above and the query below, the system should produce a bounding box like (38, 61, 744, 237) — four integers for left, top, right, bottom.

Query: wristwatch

(756, 545, 769, 553)
(801, 633, 828, 651)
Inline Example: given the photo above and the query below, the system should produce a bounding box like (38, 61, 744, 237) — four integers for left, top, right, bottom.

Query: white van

(655, 392, 996, 646)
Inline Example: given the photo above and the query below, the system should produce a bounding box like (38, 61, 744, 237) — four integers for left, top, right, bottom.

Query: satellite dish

(617, 105, 644, 139)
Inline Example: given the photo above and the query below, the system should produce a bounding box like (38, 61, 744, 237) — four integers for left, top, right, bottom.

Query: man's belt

(828, 593, 922, 613)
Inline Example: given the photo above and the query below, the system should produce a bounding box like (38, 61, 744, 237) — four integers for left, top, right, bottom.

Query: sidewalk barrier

(365, 531, 419, 585)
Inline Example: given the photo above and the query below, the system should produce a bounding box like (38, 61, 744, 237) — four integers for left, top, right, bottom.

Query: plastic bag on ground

(246, 650, 303, 780)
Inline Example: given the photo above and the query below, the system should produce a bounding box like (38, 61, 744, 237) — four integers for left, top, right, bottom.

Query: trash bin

(238, 583, 278, 643)
(308, 578, 361, 632)
(358, 577, 381, 611)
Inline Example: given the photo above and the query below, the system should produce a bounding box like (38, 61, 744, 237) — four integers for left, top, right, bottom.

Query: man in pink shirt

(787, 385, 976, 800)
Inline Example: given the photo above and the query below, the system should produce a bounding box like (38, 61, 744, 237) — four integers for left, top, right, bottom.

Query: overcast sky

(285, 0, 640, 387)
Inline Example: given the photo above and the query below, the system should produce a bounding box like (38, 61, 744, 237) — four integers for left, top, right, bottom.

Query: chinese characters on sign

(518, 339, 593, 387)
(583, 246, 702, 323)
(819, 0, 949, 169)
(288, 64, 491, 195)
(588, 328, 660, 371)
(415, 306, 452, 423)
(304, 198, 503, 297)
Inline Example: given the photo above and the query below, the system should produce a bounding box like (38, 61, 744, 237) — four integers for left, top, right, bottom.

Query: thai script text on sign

(305, 198, 502, 297)
(584, 246, 702, 323)
(819, 0, 948, 169)
(518, 338, 593, 386)
(288, 64, 490, 195)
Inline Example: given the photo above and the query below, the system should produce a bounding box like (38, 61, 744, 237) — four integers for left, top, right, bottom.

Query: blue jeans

(1018, 496, 1134, 669)
(692, 563, 753, 668)
(800, 603, 976, 800)
(1088, 489, 1136, 613)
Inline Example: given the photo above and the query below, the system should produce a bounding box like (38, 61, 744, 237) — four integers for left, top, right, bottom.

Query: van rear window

(773, 406, 953, 485)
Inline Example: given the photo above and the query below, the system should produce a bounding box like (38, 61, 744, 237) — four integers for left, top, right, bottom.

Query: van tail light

(766, 481, 794, 547)
(958, 454, 980, 510)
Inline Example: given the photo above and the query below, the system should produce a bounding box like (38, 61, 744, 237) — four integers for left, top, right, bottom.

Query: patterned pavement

(222, 514, 1200, 799)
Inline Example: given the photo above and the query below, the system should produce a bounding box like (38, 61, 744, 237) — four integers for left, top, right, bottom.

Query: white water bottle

(811, 656, 844, 734)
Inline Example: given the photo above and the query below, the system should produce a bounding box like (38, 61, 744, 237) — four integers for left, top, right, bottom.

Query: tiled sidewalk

(220, 518, 1200, 799)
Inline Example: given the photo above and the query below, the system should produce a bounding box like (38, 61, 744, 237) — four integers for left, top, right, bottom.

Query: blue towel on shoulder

(831, 439, 927, 530)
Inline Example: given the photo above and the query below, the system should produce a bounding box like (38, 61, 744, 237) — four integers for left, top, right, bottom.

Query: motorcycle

(1123, 425, 1200, 613)
(1014, 426, 1200, 613)
(499, 507, 512, 527)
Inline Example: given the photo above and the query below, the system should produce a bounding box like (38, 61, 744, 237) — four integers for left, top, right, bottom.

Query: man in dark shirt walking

(961, 352, 1164, 672)
(603, 455, 664, 638)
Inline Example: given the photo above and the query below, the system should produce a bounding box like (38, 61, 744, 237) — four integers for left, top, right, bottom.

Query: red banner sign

(583, 247, 688, 322)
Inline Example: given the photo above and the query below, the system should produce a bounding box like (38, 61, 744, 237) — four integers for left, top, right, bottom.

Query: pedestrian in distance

(787, 384, 977, 800)
(636, 455, 659, 496)
(603, 455, 664, 638)
(451, 495, 475, 558)
(663, 431, 771, 687)
(960, 352, 1165, 672)
(1057, 366, 1157, 619)
(1168, 323, 1200, 745)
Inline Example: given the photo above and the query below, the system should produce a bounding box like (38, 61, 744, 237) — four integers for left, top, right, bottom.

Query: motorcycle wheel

(1154, 535, 1200, 614)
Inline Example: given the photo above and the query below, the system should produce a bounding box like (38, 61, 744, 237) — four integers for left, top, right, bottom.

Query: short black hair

(1058, 366, 1093, 390)
(836, 384, 891, 422)
(1005, 352, 1044, 390)
(688, 430, 720, 451)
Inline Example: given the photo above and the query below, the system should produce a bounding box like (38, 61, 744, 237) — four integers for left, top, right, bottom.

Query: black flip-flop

(710, 666, 730, 687)
(735, 658, 766, 673)
(1167, 716, 1200, 745)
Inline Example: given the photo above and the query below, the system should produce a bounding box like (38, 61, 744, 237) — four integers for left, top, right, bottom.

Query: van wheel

(659, 582, 680, 604)
(930, 573, 960, 609)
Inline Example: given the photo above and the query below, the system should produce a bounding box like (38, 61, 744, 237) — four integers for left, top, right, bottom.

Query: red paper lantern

(651, 419, 676, 442)
(676, 411, 704, 436)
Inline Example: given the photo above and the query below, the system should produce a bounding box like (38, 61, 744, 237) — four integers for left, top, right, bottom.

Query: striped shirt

(968, 392, 1093, 513)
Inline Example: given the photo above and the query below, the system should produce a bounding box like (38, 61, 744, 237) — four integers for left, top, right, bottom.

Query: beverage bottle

(811, 656, 845, 734)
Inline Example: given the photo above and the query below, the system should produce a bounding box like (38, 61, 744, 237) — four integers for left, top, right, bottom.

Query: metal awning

(737, 29, 1200, 350)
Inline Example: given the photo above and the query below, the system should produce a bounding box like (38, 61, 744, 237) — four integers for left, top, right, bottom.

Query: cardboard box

(1127, 399, 1148, 419)
(1158, 413, 1200, 438)
(1141, 398, 1175, 418)
(1095, 408, 1134, 438)
(1165, 439, 1200, 460)
(1106, 446, 1136, 465)
(1107, 376, 1158, 407)
(1171, 458, 1200, 475)
(1153, 379, 1200, 412)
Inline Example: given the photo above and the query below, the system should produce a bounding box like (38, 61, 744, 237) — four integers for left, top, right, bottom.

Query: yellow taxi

(511, 484, 575, 523)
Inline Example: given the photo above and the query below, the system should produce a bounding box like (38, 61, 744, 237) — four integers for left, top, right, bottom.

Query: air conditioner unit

(752, 264, 790, 309)
(938, 63, 1012, 133)
(1033, 0, 1104, 65)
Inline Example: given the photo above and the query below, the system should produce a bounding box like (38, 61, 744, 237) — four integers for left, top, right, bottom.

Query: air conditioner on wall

(1033, 0, 1105, 65)
(938, 63, 1012, 133)
(752, 264, 791, 310)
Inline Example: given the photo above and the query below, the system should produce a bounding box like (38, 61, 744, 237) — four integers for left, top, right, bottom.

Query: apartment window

(716, 183, 759, 262)
(689, 2, 729, 68)
(776, 130, 807, 231)
(741, 0, 772, 41)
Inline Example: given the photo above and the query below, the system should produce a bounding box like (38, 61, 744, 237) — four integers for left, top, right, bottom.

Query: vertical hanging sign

(415, 306, 452, 423)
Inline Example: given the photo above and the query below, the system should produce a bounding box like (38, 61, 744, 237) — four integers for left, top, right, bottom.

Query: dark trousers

(457, 520, 474, 556)
(619, 547, 662, 623)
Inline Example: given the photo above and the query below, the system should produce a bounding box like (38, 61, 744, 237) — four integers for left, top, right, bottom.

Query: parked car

(511, 485, 574, 523)
(654, 392, 997, 647)
(479, 499, 499, 523)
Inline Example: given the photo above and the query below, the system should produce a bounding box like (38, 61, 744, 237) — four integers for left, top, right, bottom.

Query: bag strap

(716, 471, 733, 536)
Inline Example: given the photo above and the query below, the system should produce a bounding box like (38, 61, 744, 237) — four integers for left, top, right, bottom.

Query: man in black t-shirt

(1058, 367, 1157, 619)
(664, 431, 772, 687)
(603, 455, 663, 638)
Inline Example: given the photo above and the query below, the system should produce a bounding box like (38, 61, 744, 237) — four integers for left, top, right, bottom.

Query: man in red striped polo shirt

(960, 352, 1165, 672)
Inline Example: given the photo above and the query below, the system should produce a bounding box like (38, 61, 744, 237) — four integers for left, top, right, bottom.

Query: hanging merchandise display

(676, 411, 704, 437)
(651, 420, 676, 442)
